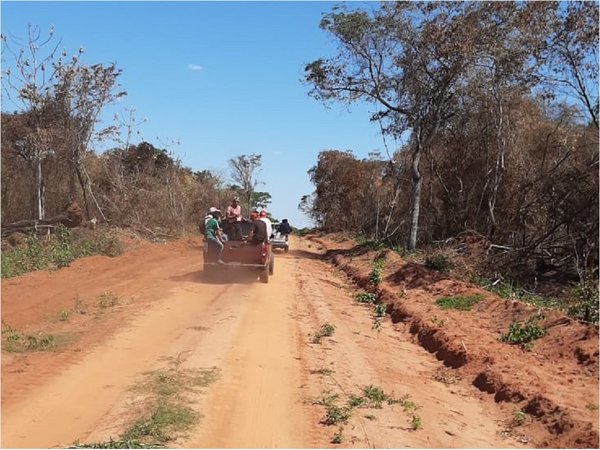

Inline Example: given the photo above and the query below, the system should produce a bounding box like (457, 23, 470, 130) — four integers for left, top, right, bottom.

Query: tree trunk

(35, 153, 45, 220)
(408, 145, 423, 251)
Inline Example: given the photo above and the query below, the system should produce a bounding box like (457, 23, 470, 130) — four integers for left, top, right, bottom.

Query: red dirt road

(1, 236, 596, 448)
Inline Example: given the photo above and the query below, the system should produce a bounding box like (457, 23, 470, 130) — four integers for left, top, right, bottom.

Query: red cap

(259, 210, 267, 217)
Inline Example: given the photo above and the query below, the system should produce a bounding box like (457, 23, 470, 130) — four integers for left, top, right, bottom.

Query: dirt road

(1, 236, 547, 448)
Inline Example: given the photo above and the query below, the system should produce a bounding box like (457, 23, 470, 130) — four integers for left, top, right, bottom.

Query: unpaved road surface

(0, 236, 588, 448)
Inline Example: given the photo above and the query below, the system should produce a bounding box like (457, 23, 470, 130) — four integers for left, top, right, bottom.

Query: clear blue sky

(1, 1, 394, 228)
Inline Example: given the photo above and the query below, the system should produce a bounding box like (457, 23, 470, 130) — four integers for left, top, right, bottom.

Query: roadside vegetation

(1, 225, 122, 278)
(313, 383, 423, 444)
(1, 323, 68, 353)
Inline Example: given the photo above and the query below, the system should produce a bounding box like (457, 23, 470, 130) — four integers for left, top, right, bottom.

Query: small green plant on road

(311, 323, 336, 344)
(512, 410, 527, 427)
(411, 415, 423, 430)
(362, 385, 388, 408)
(354, 292, 377, 304)
(331, 427, 344, 444)
(98, 291, 120, 310)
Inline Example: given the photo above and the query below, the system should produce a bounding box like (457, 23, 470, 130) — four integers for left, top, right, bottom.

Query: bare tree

(2, 25, 125, 222)
(2, 25, 61, 219)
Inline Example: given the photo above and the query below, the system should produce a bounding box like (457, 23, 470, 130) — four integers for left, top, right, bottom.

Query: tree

(541, 1, 599, 129)
(304, 2, 552, 249)
(2, 25, 125, 221)
(251, 191, 272, 211)
(228, 154, 262, 214)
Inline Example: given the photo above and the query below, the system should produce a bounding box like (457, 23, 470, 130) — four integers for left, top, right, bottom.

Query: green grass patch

(2, 226, 123, 278)
(115, 362, 220, 446)
(70, 438, 161, 449)
(122, 402, 196, 444)
(435, 294, 484, 311)
(2, 324, 69, 353)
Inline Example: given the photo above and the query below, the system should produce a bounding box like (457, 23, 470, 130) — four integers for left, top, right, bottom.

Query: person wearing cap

(205, 208, 225, 264)
(259, 210, 273, 240)
(226, 196, 243, 241)
(247, 210, 268, 245)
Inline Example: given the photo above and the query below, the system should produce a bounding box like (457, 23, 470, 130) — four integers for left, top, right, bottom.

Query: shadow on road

(169, 269, 260, 285)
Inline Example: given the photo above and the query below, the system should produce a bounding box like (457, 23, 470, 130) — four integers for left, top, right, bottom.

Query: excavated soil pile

(310, 234, 599, 449)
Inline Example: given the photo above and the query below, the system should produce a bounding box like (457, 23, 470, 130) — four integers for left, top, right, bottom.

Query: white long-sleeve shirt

(259, 217, 272, 240)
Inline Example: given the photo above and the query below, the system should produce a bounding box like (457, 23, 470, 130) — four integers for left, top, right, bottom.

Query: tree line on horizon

(1, 26, 272, 234)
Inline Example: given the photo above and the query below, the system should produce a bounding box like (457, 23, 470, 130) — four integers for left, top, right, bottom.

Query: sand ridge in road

(3, 235, 528, 448)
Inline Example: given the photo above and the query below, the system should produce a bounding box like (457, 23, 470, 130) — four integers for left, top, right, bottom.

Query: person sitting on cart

(259, 210, 273, 240)
(225, 196, 243, 241)
(205, 209, 226, 264)
(247, 211, 268, 245)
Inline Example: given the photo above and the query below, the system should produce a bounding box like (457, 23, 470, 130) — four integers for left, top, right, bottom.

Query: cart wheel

(269, 255, 275, 275)
(259, 268, 269, 284)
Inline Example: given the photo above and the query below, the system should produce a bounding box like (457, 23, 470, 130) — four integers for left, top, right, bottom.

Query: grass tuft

(435, 294, 483, 311)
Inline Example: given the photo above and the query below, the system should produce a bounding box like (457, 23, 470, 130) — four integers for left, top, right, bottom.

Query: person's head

(232, 196, 239, 205)
(250, 211, 259, 221)
(259, 210, 267, 218)
(282, 219, 288, 223)
(211, 208, 221, 219)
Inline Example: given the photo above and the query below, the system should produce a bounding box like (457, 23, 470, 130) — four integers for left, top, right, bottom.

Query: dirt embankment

(309, 233, 599, 449)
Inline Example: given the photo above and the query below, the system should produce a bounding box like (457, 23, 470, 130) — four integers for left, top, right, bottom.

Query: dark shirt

(278, 222, 292, 235)
(250, 219, 268, 244)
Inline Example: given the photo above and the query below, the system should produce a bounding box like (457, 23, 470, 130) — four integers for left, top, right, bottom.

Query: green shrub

(567, 279, 599, 324)
(311, 323, 336, 343)
(373, 303, 387, 317)
(500, 316, 546, 345)
(354, 292, 377, 304)
(323, 404, 352, 425)
(369, 258, 386, 286)
(362, 385, 388, 408)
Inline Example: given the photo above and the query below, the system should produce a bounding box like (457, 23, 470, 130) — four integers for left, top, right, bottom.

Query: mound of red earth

(310, 234, 599, 449)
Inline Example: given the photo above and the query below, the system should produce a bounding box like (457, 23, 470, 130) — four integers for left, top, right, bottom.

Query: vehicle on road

(270, 223, 289, 252)
(203, 222, 274, 283)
